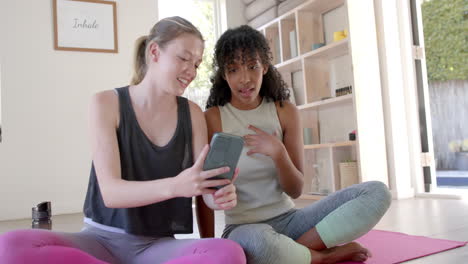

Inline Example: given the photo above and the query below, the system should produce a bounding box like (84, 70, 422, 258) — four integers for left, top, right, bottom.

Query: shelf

(300, 0, 345, 14)
(304, 140, 356, 150)
(276, 56, 302, 72)
(260, 0, 345, 29)
(298, 94, 353, 110)
(303, 38, 349, 61)
(274, 39, 349, 73)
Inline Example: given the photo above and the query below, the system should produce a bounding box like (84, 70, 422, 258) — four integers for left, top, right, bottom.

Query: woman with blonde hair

(0, 17, 245, 264)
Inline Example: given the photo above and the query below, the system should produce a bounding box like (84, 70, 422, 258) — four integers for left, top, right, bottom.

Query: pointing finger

(194, 144, 210, 168)
(201, 166, 230, 179)
(247, 125, 265, 135)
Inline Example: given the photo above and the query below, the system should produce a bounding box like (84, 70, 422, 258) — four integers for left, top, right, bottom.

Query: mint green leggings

(222, 181, 391, 264)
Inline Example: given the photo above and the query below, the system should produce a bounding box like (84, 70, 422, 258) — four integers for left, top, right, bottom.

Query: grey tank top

(83, 86, 194, 236)
(219, 99, 295, 224)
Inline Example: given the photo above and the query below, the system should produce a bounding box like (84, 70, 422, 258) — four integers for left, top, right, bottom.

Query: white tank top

(219, 99, 295, 224)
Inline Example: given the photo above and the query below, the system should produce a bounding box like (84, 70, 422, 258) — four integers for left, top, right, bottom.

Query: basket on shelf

(339, 161, 358, 189)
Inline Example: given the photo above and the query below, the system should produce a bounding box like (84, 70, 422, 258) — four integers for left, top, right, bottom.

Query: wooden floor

(1, 197, 467, 263)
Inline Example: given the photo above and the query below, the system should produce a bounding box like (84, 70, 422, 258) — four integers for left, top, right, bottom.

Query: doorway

(410, 0, 468, 193)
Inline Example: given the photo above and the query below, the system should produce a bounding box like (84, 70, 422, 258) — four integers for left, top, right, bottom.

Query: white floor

(1, 198, 467, 263)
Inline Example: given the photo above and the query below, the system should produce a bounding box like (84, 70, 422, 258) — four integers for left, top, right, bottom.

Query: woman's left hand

(244, 125, 284, 158)
(212, 168, 239, 210)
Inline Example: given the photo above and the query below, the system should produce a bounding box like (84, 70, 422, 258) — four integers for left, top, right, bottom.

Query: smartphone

(203, 132, 244, 189)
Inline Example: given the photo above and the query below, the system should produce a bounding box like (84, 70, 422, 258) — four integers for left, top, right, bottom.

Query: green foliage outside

(187, 1, 215, 91)
(422, 0, 467, 81)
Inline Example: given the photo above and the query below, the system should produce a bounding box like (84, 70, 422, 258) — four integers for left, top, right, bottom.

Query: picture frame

(53, 0, 118, 53)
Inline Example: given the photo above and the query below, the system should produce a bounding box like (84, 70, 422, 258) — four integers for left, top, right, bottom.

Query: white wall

(0, 63, 2, 128)
(225, 0, 246, 28)
(373, 0, 415, 199)
(0, 0, 157, 221)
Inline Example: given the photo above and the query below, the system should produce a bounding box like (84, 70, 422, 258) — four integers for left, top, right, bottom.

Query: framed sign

(53, 0, 118, 53)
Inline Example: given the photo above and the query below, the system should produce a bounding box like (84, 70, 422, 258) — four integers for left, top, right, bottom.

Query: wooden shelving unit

(258, 0, 387, 198)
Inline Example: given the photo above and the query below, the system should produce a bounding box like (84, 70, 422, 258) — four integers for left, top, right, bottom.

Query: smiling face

(148, 33, 204, 96)
(224, 53, 268, 110)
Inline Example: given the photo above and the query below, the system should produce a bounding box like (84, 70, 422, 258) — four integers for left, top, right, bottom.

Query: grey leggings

(222, 181, 392, 264)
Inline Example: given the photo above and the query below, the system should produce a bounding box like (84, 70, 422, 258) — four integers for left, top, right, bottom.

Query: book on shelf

(289, 29, 298, 58)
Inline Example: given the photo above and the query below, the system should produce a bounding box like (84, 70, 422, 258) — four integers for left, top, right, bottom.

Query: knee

(228, 225, 284, 264)
(212, 238, 246, 263)
(229, 226, 311, 264)
(0, 230, 38, 250)
(187, 238, 246, 264)
(228, 225, 272, 252)
(0, 230, 41, 260)
(365, 181, 392, 212)
(0, 229, 67, 259)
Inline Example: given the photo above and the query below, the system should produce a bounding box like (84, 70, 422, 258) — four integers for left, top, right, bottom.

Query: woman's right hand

(172, 144, 232, 198)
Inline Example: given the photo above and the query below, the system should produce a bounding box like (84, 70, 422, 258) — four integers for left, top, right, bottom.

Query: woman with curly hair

(204, 25, 391, 264)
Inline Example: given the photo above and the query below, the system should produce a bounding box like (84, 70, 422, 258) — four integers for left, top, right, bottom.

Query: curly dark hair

(205, 25, 290, 109)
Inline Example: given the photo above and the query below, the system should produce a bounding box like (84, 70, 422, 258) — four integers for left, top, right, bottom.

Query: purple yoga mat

(341, 230, 466, 264)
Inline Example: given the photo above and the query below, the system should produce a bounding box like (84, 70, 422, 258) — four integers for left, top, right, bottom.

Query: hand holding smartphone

(203, 132, 244, 189)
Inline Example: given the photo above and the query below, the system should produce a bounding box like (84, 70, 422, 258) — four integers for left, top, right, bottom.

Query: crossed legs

(225, 181, 391, 264)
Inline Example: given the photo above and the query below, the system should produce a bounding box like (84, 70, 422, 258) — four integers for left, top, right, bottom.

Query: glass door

(410, 0, 468, 193)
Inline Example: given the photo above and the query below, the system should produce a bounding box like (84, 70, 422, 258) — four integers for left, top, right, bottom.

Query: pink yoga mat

(342, 230, 466, 264)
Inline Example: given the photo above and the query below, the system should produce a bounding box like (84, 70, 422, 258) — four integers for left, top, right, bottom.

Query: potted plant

(448, 139, 468, 170)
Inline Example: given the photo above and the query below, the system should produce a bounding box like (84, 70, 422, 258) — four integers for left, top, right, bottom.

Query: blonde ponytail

(129, 17, 204, 85)
(131, 36, 148, 85)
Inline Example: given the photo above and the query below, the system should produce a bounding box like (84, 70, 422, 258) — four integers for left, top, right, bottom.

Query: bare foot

(309, 242, 371, 264)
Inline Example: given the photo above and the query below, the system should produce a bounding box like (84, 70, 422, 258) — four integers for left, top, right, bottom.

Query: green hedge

(422, 0, 467, 81)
